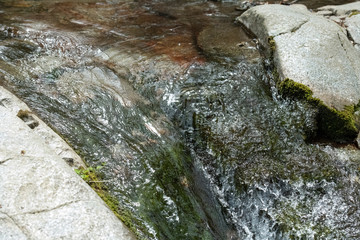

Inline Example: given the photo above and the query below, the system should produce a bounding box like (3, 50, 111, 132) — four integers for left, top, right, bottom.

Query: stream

(1, 0, 360, 239)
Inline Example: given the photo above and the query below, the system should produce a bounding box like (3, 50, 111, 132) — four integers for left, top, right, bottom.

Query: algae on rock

(278, 78, 358, 142)
(238, 4, 360, 142)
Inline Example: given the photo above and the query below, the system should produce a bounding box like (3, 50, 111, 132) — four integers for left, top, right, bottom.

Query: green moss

(267, 35, 359, 142)
(279, 78, 313, 100)
(268, 36, 276, 52)
(349, 10, 360, 17)
(140, 143, 214, 239)
(268, 36, 276, 59)
(278, 78, 358, 142)
(75, 166, 147, 239)
(317, 104, 358, 142)
(275, 200, 345, 239)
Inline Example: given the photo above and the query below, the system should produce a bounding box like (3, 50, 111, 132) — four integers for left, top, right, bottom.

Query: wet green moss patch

(349, 10, 360, 17)
(275, 200, 345, 239)
(266, 36, 359, 142)
(75, 165, 147, 239)
(278, 78, 358, 142)
(268, 36, 276, 53)
(139, 142, 215, 240)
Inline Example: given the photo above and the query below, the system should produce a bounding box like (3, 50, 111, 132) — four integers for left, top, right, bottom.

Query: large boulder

(317, 2, 360, 50)
(237, 4, 360, 141)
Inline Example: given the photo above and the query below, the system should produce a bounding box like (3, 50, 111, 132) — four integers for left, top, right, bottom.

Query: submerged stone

(237, 4, 360, 141)
(197, 24, 260, 61)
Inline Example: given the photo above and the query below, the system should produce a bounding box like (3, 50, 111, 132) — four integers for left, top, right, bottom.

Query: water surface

(1, 0, 360, 239)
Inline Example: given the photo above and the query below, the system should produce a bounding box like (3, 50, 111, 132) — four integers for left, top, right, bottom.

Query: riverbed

(1, 0, 360, 239)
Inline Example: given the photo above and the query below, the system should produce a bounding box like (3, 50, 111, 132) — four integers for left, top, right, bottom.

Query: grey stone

(328, 15, 346, 24)
(0, 86, 136, 240)
(315, 10, 333, 17)
(345, 14, 360, 45)
(318, 2, 360, 16)
(237, 4, 311, 46)
(13, 201, 134, 240)
(0, 213, 28, 240)
(236, 1, 254, 11)
(197, 24, 260, 61)
(0, 87, 85, 168)
(0, 154, 98, 216)
(237, 4, 360, 111)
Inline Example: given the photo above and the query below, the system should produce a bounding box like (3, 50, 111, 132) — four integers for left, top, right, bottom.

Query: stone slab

(0, 86, 85, 168)
(0, 86, 136, 239)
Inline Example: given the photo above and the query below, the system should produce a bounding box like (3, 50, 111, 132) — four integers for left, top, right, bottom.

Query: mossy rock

(278, 78, 358, 142)
(75, 166, 148, 239)
(275, 200, 345, 239)
(349, 10, 360, 17)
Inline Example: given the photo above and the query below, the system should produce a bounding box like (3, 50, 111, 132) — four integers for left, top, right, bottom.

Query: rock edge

(0, 86, 136, 240)
(237, 3, 360, 141)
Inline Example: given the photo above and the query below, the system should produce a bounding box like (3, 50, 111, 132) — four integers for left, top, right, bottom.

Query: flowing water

(1, 0, 360, 239)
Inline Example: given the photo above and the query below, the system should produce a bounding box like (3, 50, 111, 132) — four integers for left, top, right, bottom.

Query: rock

(328, 15, 345, 24)
(237, 4, 360, 141)
(12, 201, 133, 240)
(197, 24, 260, 61)
(318, 2, 360, 16)
(345, 14, 360, 46)
(0, 213, 27, 240)
(318, 2, 360, 50)
(237, 4, 311, 47)
(0, 86, 136, 239)
(236, 1, 254, 11)
(0, 86, 85, 169)
(237, 4, 360, 110)
(315, 10, 333, 17)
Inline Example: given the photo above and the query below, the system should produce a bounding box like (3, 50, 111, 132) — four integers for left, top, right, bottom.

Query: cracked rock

(318, 2, 360, 16)
(237, 4, 360, 111)
(0, 213, 28, 240)
(0, 86, 136, 240)
(12, 201, 133, 240)
(237, 4, 311, 46)
(345, 14, 360, 46)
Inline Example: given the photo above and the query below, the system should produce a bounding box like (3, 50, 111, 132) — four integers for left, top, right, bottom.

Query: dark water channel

(1, 0, 360, 239)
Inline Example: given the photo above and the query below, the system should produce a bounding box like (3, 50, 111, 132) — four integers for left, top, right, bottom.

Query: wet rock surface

(1, 0, 360, 239)
(237, 4, 360, 111)
(0, 86, 135, 240)
(197, 24, 260, 60)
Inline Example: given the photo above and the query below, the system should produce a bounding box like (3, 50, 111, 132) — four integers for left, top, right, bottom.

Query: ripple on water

(1, 0, 360, 239)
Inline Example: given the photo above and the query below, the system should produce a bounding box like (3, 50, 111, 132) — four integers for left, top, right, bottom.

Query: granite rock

(237, 4, 360, 111)
(0, 86, 136, 240)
